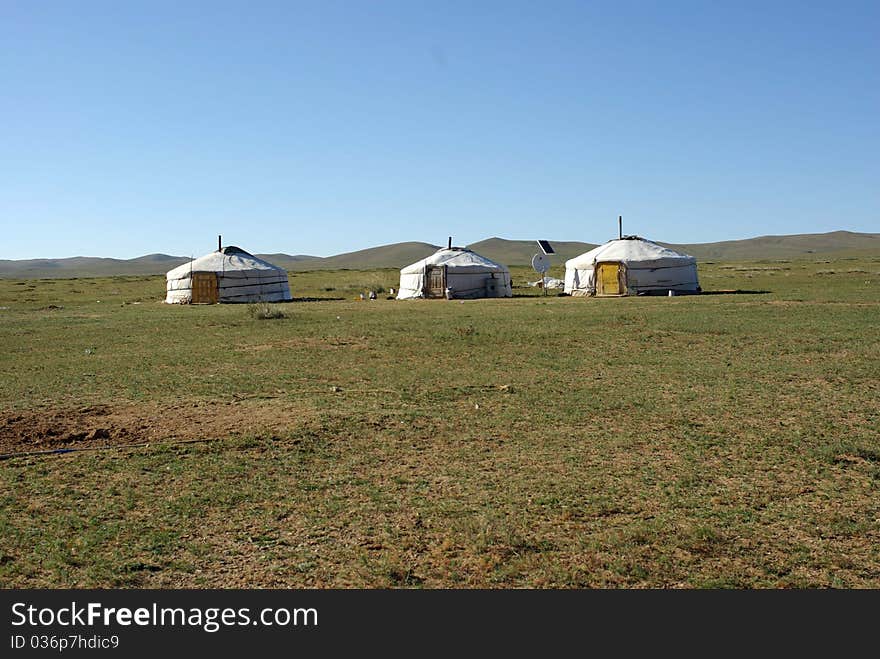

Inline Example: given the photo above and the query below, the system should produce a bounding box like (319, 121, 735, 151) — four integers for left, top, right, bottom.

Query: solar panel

(537, 240, 555, 255)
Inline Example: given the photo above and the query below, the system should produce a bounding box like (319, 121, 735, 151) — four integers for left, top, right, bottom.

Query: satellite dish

(531, 253, 550, 273)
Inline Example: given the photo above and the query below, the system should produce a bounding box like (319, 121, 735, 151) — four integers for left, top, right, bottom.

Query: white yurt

(397, 246, 512, 300)
(165, 245, 292, 304)
(564, 236, 700, 296)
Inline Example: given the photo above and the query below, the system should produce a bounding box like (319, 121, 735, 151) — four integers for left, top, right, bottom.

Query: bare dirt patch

(0, 399, 316, 456)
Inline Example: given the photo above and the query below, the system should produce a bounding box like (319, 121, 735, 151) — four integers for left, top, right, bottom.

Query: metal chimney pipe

(618, 216, 622, 240)
(218, 235, 222, 251)
(448, 236, 452, 249)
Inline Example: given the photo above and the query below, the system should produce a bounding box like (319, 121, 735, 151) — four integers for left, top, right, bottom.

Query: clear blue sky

(2, 0, 878, 259)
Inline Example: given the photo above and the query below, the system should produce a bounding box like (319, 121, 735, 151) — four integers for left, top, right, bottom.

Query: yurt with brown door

(165, 245, 292, 304)
(396, 246, 512, 300)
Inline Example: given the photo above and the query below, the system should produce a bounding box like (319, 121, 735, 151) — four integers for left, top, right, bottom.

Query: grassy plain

(0, 257, 878, 587)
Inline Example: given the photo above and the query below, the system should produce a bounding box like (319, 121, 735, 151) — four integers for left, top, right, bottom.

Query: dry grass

(0, 258, 878, 588)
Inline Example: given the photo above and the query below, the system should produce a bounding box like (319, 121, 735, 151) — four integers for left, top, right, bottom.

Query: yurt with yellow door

(563, 236, 700, 296)
(165, 245, 292, 304)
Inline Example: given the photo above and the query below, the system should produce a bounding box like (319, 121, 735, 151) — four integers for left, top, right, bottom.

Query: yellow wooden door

(597, 263, 622, 295)
(191, 272, 219, 303)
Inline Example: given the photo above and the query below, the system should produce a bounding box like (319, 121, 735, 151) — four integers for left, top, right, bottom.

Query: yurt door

(191, 273, 219, 304)
(426, 266, 446, 298)
(596, 262, 624, 296)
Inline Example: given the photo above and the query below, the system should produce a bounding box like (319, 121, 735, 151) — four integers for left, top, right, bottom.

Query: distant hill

(129, 253, 188, 264)
(301, 241, 441, 270)
(476, 231, 880, 265)
(0, 255, 193, 279)
(466, 237, 598, 266)
(657, 230, 880, 261)
(1, 230, 877, 278)
(254, 254, 324, 270)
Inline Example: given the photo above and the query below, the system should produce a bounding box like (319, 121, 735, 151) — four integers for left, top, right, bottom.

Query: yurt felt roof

(566, 237, 696, 269)
(166, 246, 286, 278)
(400, 247, 509, 274)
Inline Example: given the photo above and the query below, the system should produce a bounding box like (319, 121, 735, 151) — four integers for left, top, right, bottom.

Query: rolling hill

(298, 241, 441, 270)
(657, 230, 880, 261)
(466, 238, 597, 265)
(1, 230, 877, 278)
(0, 255, 192, 279)
(472, 231, 880, 265)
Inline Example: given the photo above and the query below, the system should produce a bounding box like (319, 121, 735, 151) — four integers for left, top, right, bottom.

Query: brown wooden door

(191, 272, 219, 303)
(427, 267, 446, 298)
